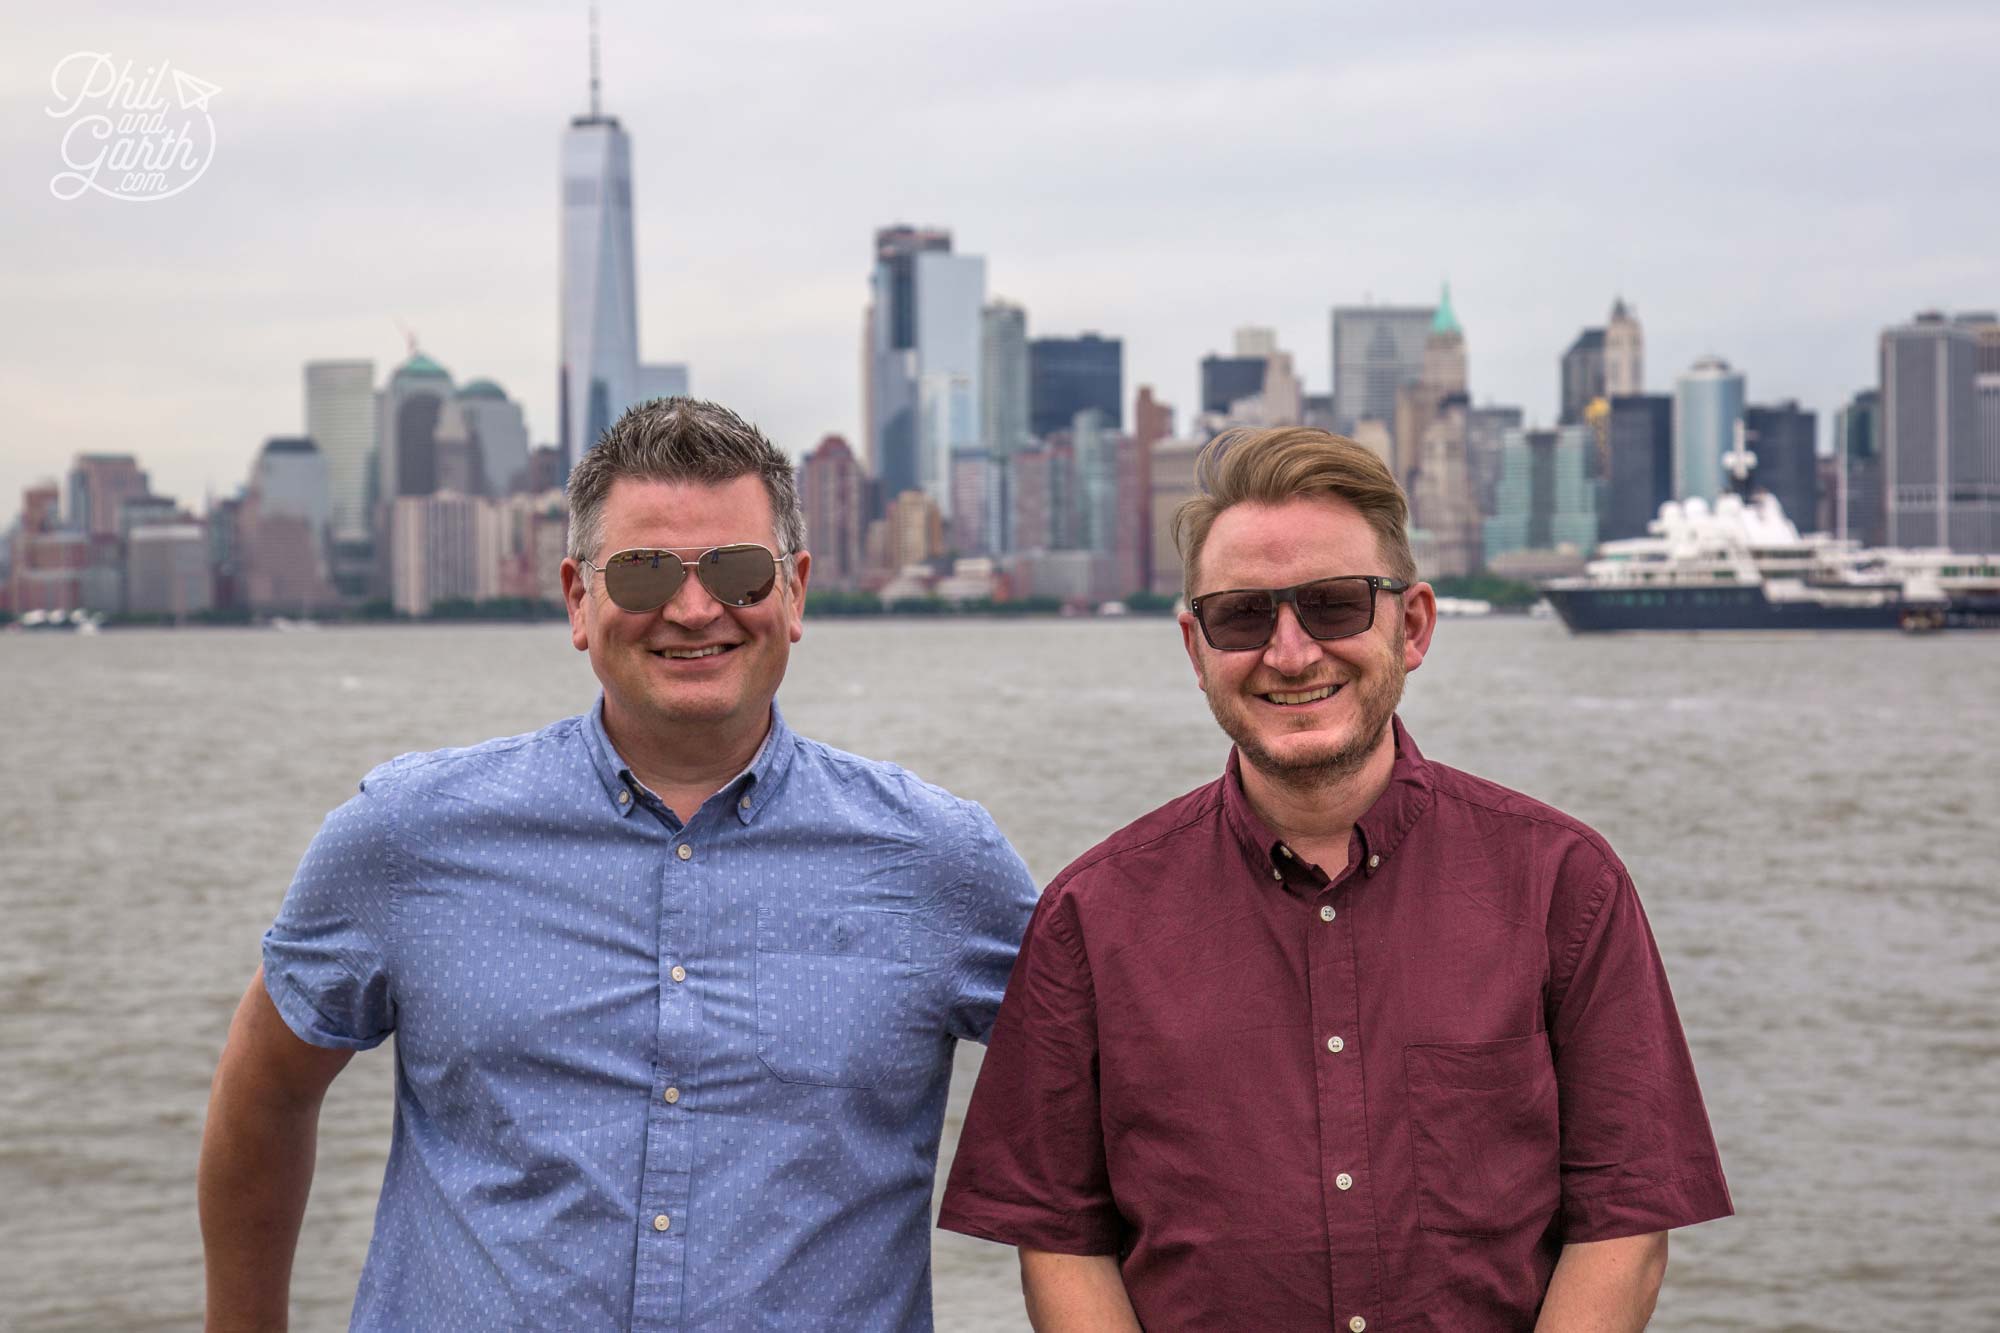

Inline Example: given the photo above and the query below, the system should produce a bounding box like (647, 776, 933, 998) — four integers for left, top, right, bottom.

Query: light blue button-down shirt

(262, 699, 1039, 1330)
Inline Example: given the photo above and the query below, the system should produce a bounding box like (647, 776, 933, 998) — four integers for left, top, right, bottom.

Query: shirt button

(1319, 905, 1336, 922)
(1336, 1172, 1354, 1191)
(653, 1214, 671, 1232)
(617, 790, 630, 805)
(1327, 1035, 1345, 1053)
(1350, 1318, 1367, 1332)
(1278, 845, 1293, 858)
(676, 844, 692, 861)
(739, 795, 751, 810)
(663, 1086, 680, 1104)
(1367, 853, 1381, 870)
(670, 965, 687, 983)
(1272, 867, 1283, 880)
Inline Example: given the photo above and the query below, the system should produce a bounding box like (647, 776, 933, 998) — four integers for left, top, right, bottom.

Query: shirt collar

(582, 694, 799, 824)
(1219, 715, 1436, 887)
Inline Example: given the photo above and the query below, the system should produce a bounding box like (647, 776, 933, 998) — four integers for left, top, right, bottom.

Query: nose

(659, 567, 726, 631)
(1261, 602, 1322, 675)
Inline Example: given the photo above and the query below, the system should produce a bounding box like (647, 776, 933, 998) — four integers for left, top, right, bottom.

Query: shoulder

(1419, 758, 1630, 930)
(356, 713, 592, 808)
(787, 734, 989, 833)
(1041, 779, 1227, 909)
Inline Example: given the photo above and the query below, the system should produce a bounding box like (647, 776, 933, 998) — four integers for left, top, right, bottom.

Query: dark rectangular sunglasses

(581, 544, 789, 612)
(1190, 575, 1410, 651)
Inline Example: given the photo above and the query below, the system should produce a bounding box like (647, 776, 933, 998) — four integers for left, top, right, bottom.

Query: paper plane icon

(173, 69, 221, 112)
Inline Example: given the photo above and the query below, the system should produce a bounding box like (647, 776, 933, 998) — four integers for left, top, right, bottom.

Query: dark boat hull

(1543, 585, 1906, 632)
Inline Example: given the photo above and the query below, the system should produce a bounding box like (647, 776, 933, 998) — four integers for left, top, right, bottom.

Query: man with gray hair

(199, 398, 1039, 1329)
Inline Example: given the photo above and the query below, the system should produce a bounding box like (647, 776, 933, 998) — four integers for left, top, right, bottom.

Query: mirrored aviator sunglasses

(594, 544, 782, 612)
(1192, 575, 1409, 651)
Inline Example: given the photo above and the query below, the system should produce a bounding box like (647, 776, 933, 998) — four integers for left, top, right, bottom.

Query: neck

(1238, 724, 1398, 859)
(602, 697, 773, 818)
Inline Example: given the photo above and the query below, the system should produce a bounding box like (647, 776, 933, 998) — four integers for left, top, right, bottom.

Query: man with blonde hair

(940, 426, 1730, 1330)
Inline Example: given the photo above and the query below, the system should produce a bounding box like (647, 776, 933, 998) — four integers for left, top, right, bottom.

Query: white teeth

(1267, 685, 1336, 705)
(661, 645, 728, 659)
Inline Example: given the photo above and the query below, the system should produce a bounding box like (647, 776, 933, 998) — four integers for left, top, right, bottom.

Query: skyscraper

(1560, 328, 1607, 426)
(559, 19, 640, 470)
(1602, 395, 1674, 541)
(866, 226, 982, 508)
(1330, 305, 1433, 436)
(1605, 298, 1644, 396)
(304, 359, 376, 543)
(244, 437, 336, 612)
(1466, 404, 1524, 519)
(1029, 334, 1122, 438)
(1394, 287, 1467, 486)
(1485, 426, 1598, 568)
(1743, 401, 1819, 532)
(1880, 311, 1997, 549)
(980, 301, 1030, 456)
(1200, 355, 1267, 416)
(799, 435, 866, 588)
(67, 454, 149, 538)
(379, 351, 454, 504)
(1835, 389, 1884, 546)
(1674, 356, 1746, 503)
(455, 380, 532, 495)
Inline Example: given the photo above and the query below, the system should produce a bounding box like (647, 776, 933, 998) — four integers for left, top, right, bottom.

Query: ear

(784, 550, 811, 644)
(1401, 580, 1438, 672)
(561, 557, 591, 652)
(1177, 609, 1208, 689)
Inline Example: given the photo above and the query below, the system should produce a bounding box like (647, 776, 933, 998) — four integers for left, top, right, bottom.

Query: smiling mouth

(1260, 683, 1341, 707)
(651, 644, 738, 660)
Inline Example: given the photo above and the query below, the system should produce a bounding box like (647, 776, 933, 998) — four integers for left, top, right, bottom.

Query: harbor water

(1, 618, 1996, 1330)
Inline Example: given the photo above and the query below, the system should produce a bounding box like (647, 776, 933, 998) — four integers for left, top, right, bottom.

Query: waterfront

(1, 618, 1996, 1330)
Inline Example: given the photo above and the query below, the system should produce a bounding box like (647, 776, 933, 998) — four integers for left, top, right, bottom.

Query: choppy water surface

(1, 619, 1996, 1330)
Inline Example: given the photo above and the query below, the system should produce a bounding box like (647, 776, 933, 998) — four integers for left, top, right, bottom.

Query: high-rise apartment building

(1674, 356, 1746, 503)
(1880, 311, 1999, 549)
(980, 301, 1030, 457)
(559, 27, 640, 469)
(799, 435, 866, 589)
(304, 359, 376, 543)
(1331, 305, 1433, 436)
(1029, 334, 1122, 438)
(67, 454, 150, 538)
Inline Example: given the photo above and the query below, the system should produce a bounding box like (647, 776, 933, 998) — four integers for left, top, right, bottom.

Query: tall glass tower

(559, 15, 640, 471)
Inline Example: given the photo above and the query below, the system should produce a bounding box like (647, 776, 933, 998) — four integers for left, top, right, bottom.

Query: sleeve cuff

(1562, 1166, 1735, 1242)
(260, 955, 391, 1052)
(937, 1189, 1124, 1256)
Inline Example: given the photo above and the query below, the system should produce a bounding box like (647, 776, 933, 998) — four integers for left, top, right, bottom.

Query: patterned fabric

(263, 699, 1038, 1331)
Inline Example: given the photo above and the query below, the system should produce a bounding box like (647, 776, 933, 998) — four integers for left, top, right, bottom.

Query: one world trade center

(559, 20, 639, 471)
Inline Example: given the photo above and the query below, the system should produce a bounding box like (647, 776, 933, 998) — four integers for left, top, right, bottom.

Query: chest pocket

(755, 906, 920, 1088)
(1405, 1032, 1561, 1237)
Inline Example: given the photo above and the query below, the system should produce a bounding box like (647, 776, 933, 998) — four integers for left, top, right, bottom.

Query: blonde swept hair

(1173, 426, 1416, 599)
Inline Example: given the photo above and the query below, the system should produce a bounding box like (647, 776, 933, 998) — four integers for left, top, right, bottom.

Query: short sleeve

(260, 775, 401, 1051)
(1548, 862, 1733, 1240)
(941, 803, 1040, 1043)
(937, 890, 1125, 1255)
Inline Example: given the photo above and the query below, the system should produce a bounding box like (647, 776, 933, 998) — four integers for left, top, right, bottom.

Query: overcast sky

(4, 0, 1996, 527)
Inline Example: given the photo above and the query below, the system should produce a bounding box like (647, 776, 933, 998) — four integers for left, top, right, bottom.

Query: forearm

(1534, 1232, 1669, 1333)
(198, 1080, 323, 1331)
(1020, 1248, 1142, 1333)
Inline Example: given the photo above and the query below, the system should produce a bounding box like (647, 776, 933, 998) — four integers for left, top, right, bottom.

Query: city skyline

(6, 2, 1998, 524)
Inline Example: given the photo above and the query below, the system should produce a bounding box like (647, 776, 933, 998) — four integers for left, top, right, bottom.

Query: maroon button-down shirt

(939, 719, 1731, 1331)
